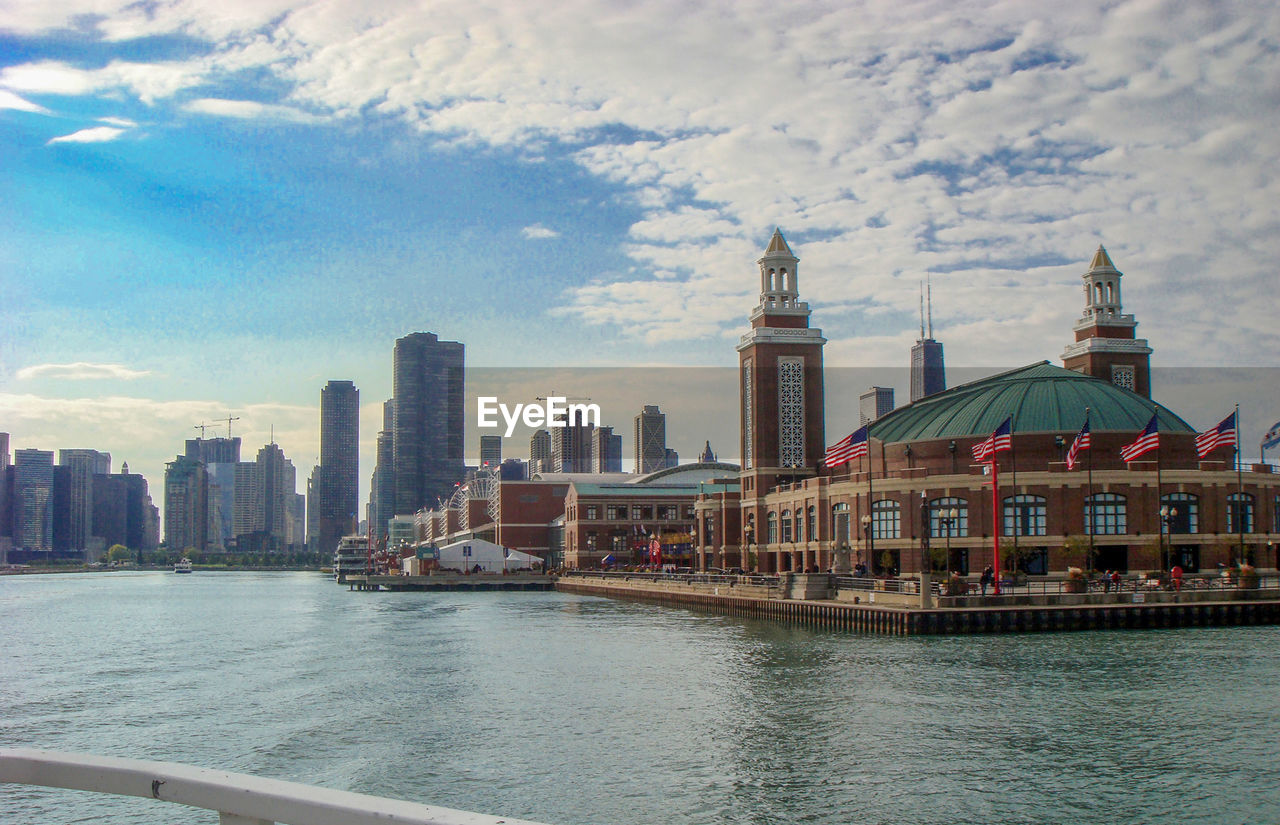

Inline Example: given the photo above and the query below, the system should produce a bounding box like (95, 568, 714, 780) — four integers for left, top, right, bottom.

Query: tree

(1061, 535, 1093, 572)
(106, 544, 130, 564)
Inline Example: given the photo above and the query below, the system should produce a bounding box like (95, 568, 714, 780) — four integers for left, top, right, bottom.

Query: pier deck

(346, 572, 555, 592)
(556, 573, 1280, 635)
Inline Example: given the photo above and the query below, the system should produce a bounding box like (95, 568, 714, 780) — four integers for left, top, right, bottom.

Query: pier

(346, 572, 555, 592)
(556, 571, 1280, 635)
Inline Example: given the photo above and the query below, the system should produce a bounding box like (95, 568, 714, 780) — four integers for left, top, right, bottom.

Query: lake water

(2, 571, 1279, 824)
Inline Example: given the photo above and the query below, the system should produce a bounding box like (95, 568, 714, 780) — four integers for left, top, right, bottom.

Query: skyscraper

(591, 426, 622, 473)
(186, 436, 241, 551)
(909, 279, 946, 402)
(529, 429, 551, 474)
(552, 422, 593, 473)
(392, 332, 465, 514)
(634, 405, 667, 474)
(14, 449, 54, 552)
(859, 386, 895, 425)
(309, 380, 359, 554)
(164, 455, 208, 552)
(57, 449, 111, 553)
(479, 435, 503, 468)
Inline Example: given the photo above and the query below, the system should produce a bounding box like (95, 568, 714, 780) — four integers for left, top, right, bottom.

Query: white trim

(0, 748, 550, 825)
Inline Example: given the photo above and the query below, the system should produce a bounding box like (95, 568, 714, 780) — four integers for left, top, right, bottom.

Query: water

(2, 571, 1279, 824)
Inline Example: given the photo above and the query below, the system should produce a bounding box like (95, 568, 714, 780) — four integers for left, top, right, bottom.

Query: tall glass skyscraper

(309, 380, 359, 554)
(392, 332, 465, 515)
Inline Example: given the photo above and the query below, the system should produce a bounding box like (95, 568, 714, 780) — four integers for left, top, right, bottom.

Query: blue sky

(2, 0, 1279, 510)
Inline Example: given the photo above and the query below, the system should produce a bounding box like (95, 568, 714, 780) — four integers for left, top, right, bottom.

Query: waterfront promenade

(556, 570, 1280, 635)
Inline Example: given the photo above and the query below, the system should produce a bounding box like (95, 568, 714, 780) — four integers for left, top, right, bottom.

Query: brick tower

(1061, 245, 1153, 398)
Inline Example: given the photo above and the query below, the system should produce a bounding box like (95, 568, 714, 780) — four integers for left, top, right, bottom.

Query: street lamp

(861, 513, 873, 574)
(1159, 505, 1178, 571)
(940, 507, 959, 572)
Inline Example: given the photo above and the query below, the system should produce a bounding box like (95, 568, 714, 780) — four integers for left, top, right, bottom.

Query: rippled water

(2, 571, 1279, 824)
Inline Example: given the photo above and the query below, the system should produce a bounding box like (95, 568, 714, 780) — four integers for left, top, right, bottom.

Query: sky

(2, 0, 1279, 517)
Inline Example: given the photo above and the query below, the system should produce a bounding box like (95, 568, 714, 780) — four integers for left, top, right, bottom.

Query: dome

(868, 362, 1194, 444)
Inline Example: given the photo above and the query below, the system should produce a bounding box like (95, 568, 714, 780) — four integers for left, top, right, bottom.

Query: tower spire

(919, 282, 925, 340)
(927, 274, 933, 339)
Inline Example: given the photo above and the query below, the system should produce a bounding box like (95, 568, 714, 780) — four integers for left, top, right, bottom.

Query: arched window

(1228, 493, 1255, 533)
(872, 499, 900, 540)
(807, 505, 817, 543)
(1003, 495, 1047, 537)
(832, 502, 850, 546)
(1160, 493, 1198, 534)
(766, 511, 778, 545)
(1085, 493, 1127, 535)
(928, 497, 968, 538)
(781, 509, 793, 543)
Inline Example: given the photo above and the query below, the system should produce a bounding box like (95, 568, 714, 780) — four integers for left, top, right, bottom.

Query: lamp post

(861, 514, 873, 574)
(940, 507, 959, 572)
(1159, 505, 1178, 571)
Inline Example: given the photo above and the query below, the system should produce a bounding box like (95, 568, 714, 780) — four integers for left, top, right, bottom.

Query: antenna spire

(919, 281, 925, 340)
(927, 274, 933, 339)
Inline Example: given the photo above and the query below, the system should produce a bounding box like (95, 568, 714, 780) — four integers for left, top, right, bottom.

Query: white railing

(0, 748, 550, 825)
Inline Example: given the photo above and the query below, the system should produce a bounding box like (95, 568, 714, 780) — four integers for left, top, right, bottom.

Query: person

(1110, 569, 1122, 591)
(980, 565, 994, 596)
(1103, 570, 1112, 593)
(1171, 564, 1184, 591)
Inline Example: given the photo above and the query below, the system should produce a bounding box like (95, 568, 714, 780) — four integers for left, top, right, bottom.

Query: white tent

(434, 538, 543, 572)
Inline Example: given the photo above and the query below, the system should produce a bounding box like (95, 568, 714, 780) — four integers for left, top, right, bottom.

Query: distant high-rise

(392, 332, 465, 514)
(479, 435, 503, 468)
(14, 449, 55, 552)
(663, 448, 679, 469)
(368, 399, 396, 540)
(590, 426, 622, 473)
(910, 279, 946, 402)
(309, 380, 360, 554)
(185, 437, 241, 465)
(552, 422, 593, 473)
(164, 455, 208, 552)
(57, 449, 110, 553)
(634, 405, 666, 474)
(234, 443, 299, 553)
(699, 441, 717, 463)
(92, 464, 157, 553)
(859, 386, 895, 425)
(185, 436, 241, 551)
(529, 429, 551, 474)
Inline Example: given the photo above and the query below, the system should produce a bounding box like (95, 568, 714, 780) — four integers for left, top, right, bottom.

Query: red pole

(991, 453, 1001, 595)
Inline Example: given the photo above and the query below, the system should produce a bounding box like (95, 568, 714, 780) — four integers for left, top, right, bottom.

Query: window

(1111, 365, 1135, 392)
(585, 505, 598, 520)
(684, 505, 696, 520)
(586, 533, 597, 552)
(927, 497, 968, 538)
(807, 506, 817, 543)
(832, 503, 850, 546)
(872, 500, 900, 540)
(606, 504, 626, 521)
(1085, 493, 1127, 535)
(780, 510, 793, 543)
(1228, 493, 1255, 533)
(611, 532, 628, 552)
(631, 504, 653, 521)
(657, 504, 678, 521)
(1160, 493, 1198, 534)
(767, 511, 778, 544)
(1003, 495, 1047, 537)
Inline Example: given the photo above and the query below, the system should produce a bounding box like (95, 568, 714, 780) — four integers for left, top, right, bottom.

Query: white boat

(173, 558, 193, 574)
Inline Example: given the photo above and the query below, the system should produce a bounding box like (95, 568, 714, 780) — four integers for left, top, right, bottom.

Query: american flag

(1066, 414, 1091, 470)
(1194, 411, 1237, 458)
(1119, 414, 1159, 462)
(971, 417, 1012, 462)
(824, 425, 869, 467)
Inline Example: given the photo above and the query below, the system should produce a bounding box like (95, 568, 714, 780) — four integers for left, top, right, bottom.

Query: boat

(173, 558, 193, 574)
(332, 535, 372, 582)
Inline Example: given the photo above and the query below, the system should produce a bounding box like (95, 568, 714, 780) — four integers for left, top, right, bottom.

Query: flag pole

(1156, 416, 1165, 572)
(1085, 407, 1094, 572)
(867, 432, 876, 573)
(1010, 417, 1019, 570)
(991, 447, 1001, 596)
(1236, 403, 1244, 564)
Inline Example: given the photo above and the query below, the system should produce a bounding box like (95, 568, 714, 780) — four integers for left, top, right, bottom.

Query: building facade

(392, 332, 465, 516)
(309, 379, 360, 554)
(633, 406, 666, 474)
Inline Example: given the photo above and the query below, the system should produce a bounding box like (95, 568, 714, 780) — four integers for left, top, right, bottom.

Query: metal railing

(0, 748, 549, 825)
(920, 571, 1280, 598)
(565, 569, 783, 588)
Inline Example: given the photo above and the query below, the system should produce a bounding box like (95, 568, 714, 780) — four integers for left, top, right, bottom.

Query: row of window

(577, 503, 695, 521)
(761, 493, 1276, 543)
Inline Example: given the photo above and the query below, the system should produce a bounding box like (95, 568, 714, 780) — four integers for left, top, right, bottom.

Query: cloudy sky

(2, 0, 1278, 511)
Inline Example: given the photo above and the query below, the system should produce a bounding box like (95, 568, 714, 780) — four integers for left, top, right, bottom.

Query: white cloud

(98, 116, 137, 127)
(0, 89, 49, 113)
(521, 224, 560, 240)
(182, 97, 322, 123)
(47, 126, 126, 144)
(16, 362, 151, 380)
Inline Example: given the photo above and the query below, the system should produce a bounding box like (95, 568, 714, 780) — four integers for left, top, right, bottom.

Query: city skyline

(3, 1, 1280, 512)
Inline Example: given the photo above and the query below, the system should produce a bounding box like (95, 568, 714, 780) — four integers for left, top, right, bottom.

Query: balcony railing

(0, 748, 549, 825)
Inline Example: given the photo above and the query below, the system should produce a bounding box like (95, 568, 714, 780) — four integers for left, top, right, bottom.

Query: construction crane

(219, 415, 241, 438)
(193, 422, 212, 438)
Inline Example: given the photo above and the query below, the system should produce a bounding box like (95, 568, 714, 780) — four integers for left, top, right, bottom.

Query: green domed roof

(869, 362, 1194, 444)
